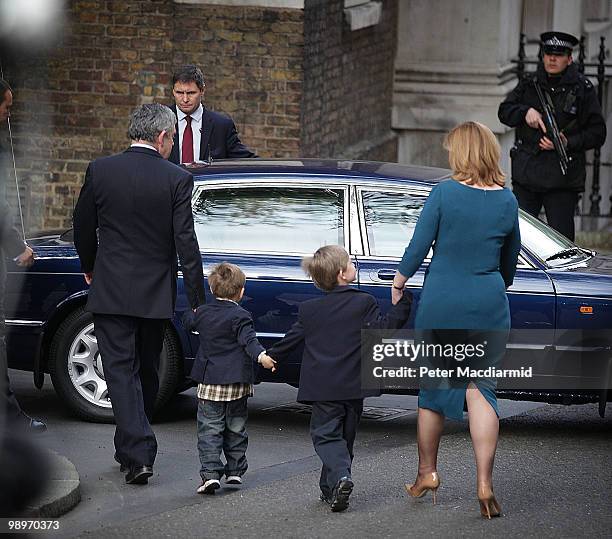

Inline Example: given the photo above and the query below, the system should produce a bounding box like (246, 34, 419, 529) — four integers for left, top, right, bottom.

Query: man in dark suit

(73, 103, 205, 485)
(0, 78, 46, 433)
(168, 65, 257, 164)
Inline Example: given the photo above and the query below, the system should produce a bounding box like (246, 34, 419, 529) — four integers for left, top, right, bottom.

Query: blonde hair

(208, 262, 246, 301)
(301, 245, 349, 292)
(443, 121, 505, 187)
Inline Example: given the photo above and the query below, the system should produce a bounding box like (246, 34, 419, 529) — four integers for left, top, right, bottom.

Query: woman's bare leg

(416, 407, 444, 476)
(465, 383, 498, 489)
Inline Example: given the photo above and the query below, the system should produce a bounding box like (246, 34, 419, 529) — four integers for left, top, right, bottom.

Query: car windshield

(518, 210, 589, 267)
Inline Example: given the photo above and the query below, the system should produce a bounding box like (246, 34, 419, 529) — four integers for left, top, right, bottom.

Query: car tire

(48, 306, 183, 423)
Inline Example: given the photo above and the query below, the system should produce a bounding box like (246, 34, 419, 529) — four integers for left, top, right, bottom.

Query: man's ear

(568, 55, 574, 64)
(157, 129, 167, 148)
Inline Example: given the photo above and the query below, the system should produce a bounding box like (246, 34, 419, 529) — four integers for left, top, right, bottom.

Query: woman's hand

(391, 272, 408, 305)
(391, 286, 403, 305)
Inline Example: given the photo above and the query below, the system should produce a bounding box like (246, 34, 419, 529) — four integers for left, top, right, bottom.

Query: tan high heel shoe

(477, 485, 501, 519)
(405, 472, 440, 505)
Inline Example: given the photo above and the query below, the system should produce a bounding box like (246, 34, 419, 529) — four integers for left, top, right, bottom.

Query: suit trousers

(310, 399, 363, 497)
(0, 318, 24, 425)
(93, 314, 165, 467)
(512, 183, 579, 241)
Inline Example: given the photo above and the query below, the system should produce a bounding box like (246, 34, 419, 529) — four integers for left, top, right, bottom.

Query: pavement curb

(24, 450, 81, 518)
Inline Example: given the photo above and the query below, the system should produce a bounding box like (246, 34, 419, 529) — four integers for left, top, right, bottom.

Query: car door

(353, 183, 556, 393)
(183, 178, 349, 384)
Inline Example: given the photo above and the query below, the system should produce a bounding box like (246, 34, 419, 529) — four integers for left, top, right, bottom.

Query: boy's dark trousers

(310, 399, 363, 497)
(197, 396, 249, 480)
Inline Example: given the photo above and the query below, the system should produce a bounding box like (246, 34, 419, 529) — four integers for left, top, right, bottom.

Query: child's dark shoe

(330, 477, 353, 512)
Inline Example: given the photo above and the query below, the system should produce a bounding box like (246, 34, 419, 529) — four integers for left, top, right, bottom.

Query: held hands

(391, 273, 407, 305)
(84, 272, 93, 285)
(258, 353, 277, 373)
(391, 286, 403, 305)
(15, 246, 34, 267)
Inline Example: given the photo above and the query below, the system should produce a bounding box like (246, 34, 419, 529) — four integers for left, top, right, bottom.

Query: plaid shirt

(197, 383, 253, 402)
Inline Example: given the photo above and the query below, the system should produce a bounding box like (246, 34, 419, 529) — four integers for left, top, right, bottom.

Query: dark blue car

(5, 159, 612, 422)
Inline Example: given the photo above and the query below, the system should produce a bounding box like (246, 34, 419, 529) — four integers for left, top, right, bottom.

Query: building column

(392, 0, 523, 180)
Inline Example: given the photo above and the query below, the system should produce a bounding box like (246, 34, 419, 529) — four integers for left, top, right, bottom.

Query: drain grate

(262, 402, 416, 422)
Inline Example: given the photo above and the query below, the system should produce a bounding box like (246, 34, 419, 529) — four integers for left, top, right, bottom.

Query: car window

(361, 190, 428, 258)
(193, 186, 345, 254)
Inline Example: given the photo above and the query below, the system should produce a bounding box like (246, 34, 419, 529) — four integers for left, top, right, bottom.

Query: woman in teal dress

(392, 121, 520, 518)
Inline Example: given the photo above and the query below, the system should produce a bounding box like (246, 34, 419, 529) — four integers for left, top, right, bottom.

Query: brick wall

(2, 0, 304, 231)
(172, 3, 304, 157)
(2, 0, 398, 232)
(302, 0, 398, 160)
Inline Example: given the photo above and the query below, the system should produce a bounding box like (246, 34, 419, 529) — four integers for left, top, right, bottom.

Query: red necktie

(181, 115, 194, 163)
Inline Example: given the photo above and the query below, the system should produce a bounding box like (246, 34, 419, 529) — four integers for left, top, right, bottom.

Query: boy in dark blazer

(183, 263, 276, 494)
(268, 245, 412, 512)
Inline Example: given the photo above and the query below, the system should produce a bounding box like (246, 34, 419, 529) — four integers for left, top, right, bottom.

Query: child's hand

(259, 354, 277, 373)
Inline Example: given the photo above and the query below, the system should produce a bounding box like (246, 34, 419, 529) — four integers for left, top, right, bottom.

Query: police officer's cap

(540, 31, 578, 55)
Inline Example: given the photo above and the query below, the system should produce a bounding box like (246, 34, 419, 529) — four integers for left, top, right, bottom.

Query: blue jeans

(197, 397, 249, 481)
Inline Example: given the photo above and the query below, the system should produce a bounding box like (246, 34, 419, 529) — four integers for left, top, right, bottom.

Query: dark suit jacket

(268, 286, 412, 403)
(168, 104, 257, 164)
(183, 298, 264, 385)
(0, 199, 26, 314)
(73, 146, 205, 318)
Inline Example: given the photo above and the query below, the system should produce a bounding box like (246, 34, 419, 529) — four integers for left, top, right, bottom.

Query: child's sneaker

(225, 475, 243, 485)
(197, 478, 220, 494)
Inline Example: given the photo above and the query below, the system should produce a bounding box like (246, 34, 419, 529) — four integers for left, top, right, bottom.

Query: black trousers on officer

(310, 399, 363, 497)
(512, 183, 579, 241)
(0, 318, 25, 424)
(93, 314, 165, 468)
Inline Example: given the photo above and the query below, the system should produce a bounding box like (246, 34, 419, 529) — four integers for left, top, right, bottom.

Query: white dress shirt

(130, 142, 159, 153)
(176, 103, 203, 163)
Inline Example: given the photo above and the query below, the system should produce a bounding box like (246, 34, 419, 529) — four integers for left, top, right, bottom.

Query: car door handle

(376, 269, 396, 280)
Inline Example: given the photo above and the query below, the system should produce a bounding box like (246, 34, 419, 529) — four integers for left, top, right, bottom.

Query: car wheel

(48, 306, 183, 423)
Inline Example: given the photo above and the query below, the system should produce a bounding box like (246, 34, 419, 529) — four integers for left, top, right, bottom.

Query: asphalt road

(9, 369, 612, 538)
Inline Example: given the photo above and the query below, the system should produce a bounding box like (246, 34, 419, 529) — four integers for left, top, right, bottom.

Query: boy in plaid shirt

(183, 263, 276, 494)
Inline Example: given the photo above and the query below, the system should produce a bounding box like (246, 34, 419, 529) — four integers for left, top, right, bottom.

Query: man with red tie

(169, 65, 257, 165)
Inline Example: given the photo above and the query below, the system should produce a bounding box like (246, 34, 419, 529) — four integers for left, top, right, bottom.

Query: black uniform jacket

(73, 146, 205, 318)
(183, 298, 265, 385)
(268, 286, 412, 403)
(168, 104, 257, 164)
(498, 63, 606, 192)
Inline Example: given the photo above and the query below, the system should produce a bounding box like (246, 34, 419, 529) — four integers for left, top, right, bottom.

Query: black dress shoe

(125, 465, 153, 485)
(330, 477, 353, 512)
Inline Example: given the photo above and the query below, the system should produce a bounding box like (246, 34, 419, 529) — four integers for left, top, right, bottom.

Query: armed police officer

(498, 31, 606, 241)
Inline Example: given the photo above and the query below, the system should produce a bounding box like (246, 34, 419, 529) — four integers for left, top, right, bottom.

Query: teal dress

(397, 180, 521, 420)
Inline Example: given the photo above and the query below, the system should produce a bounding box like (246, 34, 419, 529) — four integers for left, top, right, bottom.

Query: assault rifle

(533, 80, 570, 175)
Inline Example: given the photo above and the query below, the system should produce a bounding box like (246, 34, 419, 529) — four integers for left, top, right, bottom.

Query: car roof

(189, 158, 452, 186)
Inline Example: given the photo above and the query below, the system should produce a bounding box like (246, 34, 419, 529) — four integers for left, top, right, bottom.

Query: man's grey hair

(127, 103, 176, 143)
